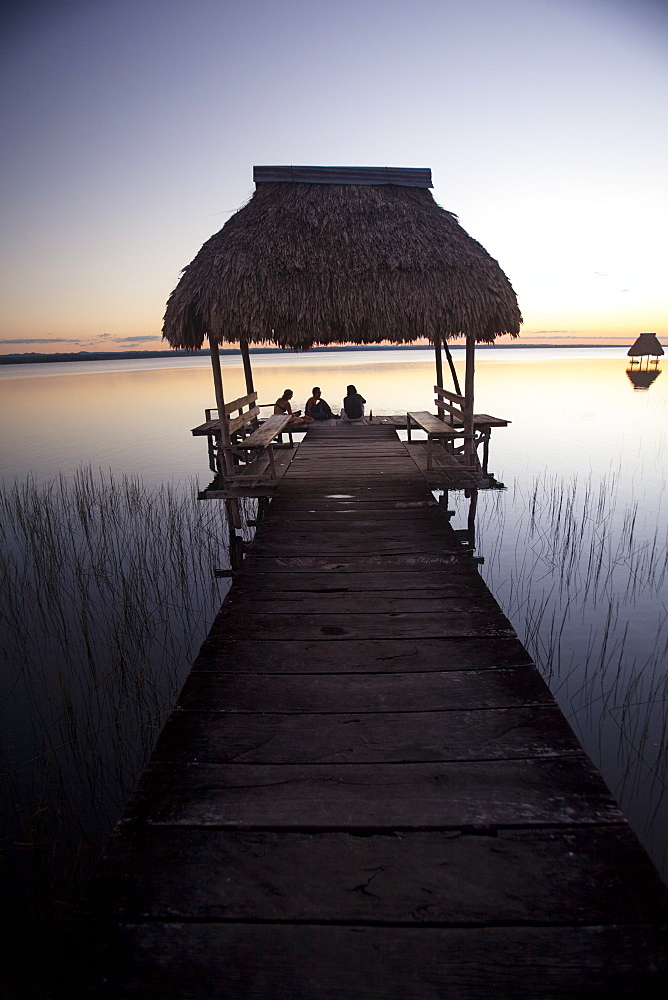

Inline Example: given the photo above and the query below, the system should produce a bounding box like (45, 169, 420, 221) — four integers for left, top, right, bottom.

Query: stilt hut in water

(627, 332, 664, 368)
(162, 166, 521, 492)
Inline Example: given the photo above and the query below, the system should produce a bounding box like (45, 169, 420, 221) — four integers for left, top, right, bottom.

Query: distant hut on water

(627, 332, 664, 368)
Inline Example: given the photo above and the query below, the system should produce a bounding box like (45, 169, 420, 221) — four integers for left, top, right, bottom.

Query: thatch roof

(627, 332, 664, 357)
(162, 166, 522, 351)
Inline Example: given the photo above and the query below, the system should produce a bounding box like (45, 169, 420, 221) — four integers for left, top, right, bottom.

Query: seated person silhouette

(305, 387, 338, 420)
(274, 389, 311, 426)
(341, 385, 366, 422)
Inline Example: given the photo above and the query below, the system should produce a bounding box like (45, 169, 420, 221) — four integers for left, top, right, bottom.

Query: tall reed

(453, 469, 668, 876)
(0, 468, 250, 948)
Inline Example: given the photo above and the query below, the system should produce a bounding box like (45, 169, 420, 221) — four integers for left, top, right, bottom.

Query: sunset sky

(1, 0, 666, 355)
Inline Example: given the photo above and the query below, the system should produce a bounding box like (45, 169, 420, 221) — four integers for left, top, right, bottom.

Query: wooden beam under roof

(253, 165, 433, 187)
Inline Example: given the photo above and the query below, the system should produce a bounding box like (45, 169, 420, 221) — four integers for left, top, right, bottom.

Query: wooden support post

(209, 337, 241, 528)
(467, 489, 478, 550)
(443, 338, 462, 396)
(239, 338, 259, 429)
(434, 334, 444, 420)
(481, 428, 491, 475)
(267, 444, 277, 480)
(464, 333, 476, 468)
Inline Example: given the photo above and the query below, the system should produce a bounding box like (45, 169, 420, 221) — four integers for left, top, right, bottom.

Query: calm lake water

(1, 345, 666, 984)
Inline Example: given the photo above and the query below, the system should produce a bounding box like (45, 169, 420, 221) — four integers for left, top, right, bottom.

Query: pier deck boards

(86, 423, 667, 997)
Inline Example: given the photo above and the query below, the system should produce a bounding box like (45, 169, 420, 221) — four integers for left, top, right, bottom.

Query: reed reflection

(452, 470, 668, 879)
(0, 469, 253, 975)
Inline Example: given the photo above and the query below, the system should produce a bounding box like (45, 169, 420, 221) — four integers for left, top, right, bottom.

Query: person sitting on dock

(341, 384, 366, 422)
(274, 389, 311, 426)
(305, 387, 338, 420)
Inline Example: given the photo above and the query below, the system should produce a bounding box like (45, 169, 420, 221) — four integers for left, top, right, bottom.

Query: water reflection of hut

(626, 367, 662, 391)
(627, 332, 664, 369)
(162, 166, 522, 487)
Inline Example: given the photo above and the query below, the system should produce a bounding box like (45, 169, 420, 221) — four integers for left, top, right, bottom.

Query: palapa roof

(627, 332, 664, 357)
(162, 166, 522, 351)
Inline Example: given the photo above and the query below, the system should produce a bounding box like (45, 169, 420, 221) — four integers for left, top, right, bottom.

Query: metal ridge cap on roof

(253, 165, 433, 188)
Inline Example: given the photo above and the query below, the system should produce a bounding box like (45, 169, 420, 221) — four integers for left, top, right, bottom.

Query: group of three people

(274, 386, 366, 427)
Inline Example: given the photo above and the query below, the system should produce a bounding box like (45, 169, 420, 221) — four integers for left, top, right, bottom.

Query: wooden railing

(433, 386, 467, 425)
(206, 391, 260, 436)
(206, 392, 297, 482)
(434, 385, 476, 467)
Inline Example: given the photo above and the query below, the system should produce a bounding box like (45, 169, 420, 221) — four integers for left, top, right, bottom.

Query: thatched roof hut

(162, 166, 521, 351)
(163, 167, 522, 487)
(627, 332, 664, 359)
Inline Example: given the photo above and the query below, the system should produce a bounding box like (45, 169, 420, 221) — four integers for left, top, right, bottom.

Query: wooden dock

(85, 423, 667, 997)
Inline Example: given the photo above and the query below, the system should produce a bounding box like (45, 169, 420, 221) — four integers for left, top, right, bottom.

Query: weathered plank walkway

(85, 423, 668, 997)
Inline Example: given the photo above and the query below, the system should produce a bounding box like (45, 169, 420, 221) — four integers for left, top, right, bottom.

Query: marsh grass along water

(452, 469, 668, 872)
(0, 469, 255, 958)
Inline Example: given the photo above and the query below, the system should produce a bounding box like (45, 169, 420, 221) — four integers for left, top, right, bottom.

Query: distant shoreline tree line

(0, 343, 629, 365)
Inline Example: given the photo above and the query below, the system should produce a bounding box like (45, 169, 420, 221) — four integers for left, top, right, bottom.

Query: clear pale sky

(1, 0, 666, 354)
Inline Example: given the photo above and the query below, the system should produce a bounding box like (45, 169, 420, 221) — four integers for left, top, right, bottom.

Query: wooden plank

(249, 529, 465, 549)
(228, 405, 260, 434)
(192, 636, 535, 674)
(223, 391, 258, 416)
(151, 706, 583, 765)
(434, 385, 467, 404)
(278, 471, 425, 480)
(225, 591, 493, 612)
(473, 413, 510, 427)
(250, 524, 465, 543)
(191, 418, 221, 436)
(264, 498, 440, 511)
(273, 490, 435, 502)
(90, 826, 668, 925)
(239, 553, 473, 572)
(252, 508, 459, 527)
(222, 594, 502, 615)
(434, 400, 467, 423)
(260, 511, 455, 527)
(240, 413, 292, 449)
(227, 574, 489, 596)
(206, 609, 515, 640)
(282, 469, 418, 480)
(247, 535, 467, 556)
(86, 923, 668, 1000)
(176, 666, 554, 713)
(408, 410, 459, 435)
(405, 442, 478, 472)
(122, 757, 624, 828)
(290, 447, 408, 455)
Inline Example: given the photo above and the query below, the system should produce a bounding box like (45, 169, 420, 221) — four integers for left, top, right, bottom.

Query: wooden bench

(232, 413, 293, 479)
(191, 392, 260, 440)
(433, 387, 510, 473)
(406, 411, 459, 470)
(191, 393, 294, 480)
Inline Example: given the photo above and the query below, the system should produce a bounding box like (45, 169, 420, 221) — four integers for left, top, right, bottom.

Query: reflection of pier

(87, 423, 667, 996)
